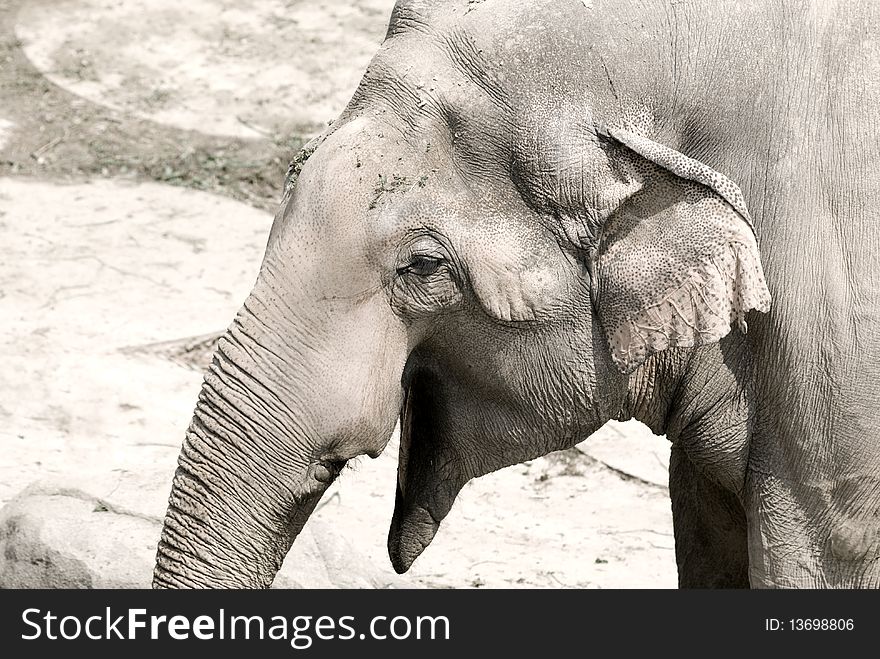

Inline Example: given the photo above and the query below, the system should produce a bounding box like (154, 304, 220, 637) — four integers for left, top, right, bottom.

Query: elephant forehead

(352, 3, 611, 158)
(350, 43, 514, 172)
(348, 10, 637, 211)
(377, 0, 628, 115)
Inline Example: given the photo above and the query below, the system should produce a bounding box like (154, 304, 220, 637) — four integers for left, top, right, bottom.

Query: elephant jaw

(387, 376, 463, 574)
(388, 483, 442, 574)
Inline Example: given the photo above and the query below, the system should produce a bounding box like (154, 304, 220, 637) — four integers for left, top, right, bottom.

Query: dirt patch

(0, 0, 305, 212)
(15, 0, 391, 138)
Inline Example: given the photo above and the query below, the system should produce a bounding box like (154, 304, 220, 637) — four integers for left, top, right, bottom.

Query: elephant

(153, 0, 880, 588)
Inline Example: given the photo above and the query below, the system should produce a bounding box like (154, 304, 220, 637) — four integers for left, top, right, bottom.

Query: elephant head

(153, 0, 769, 588)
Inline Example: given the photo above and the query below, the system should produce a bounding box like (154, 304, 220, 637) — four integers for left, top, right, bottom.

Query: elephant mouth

(387, 370, 462, 574)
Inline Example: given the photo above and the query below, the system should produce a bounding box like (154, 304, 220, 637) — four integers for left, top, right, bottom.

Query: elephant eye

(389, 248, 462, 317)
(399, 255, 443, 277)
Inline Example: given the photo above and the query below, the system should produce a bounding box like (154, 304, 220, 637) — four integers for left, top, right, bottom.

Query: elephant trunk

(153, 299, 329, 588)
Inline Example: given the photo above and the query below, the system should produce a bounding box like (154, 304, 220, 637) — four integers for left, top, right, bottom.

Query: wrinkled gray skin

(154, 0, 880, 588)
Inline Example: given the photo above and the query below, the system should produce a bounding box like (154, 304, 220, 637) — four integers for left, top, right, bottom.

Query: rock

(0, 479, 405, 589)
(0, 487, 158, 588)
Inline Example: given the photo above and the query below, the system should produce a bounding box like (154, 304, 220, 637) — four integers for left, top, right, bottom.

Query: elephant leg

(668, 446, 750, 588)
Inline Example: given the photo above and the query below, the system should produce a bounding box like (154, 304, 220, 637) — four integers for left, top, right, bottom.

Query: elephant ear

(593, 127, 771, 374)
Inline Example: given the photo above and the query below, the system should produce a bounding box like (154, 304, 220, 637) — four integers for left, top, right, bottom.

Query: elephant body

(154, 0, 880, 588)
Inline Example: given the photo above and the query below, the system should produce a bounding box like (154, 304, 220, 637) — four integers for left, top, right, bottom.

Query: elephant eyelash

(397, 255, 444, 277)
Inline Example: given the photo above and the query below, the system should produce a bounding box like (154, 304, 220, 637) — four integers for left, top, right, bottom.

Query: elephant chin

(387, 484, 442, 574)
(386, 373, 462, 574)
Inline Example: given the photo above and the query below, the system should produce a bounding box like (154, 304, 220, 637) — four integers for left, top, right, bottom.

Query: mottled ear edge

(602, 234, 771, 374)
(594, 130, 771, 374)
(598, 124, 758, 236)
